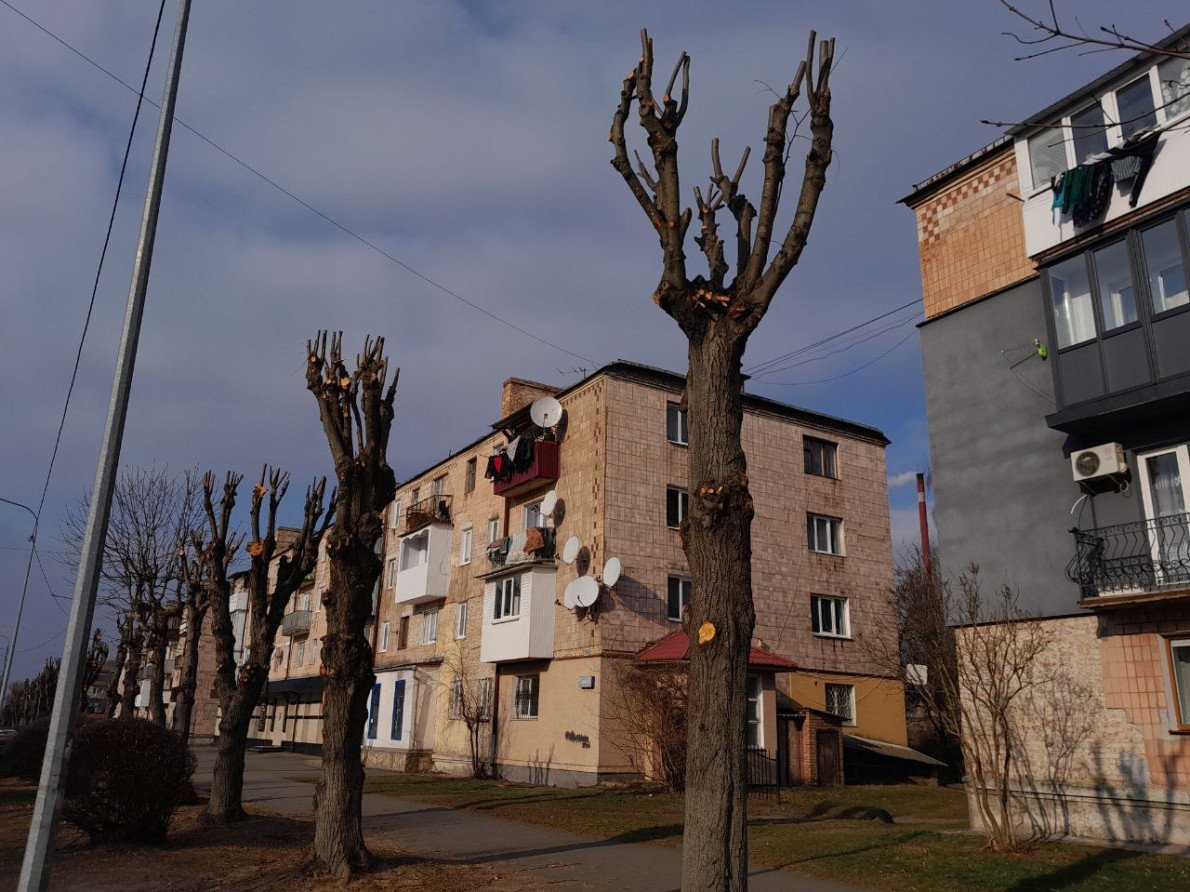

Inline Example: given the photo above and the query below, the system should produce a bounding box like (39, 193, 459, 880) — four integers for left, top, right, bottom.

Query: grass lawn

(361, 773, 1190, 891)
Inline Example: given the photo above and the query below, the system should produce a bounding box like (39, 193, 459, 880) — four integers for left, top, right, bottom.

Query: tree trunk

(208, 663, 269, 822)
(148, 633, 169, 725)
(119, 630, 144, 717)
(171, 603, 207, 742)
(312, 541, 377, 877)
(106, 631, 129, 718)
(681, 333, 755, 892)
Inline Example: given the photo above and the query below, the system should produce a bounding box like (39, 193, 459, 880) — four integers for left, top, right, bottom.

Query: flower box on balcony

(492, 439, 560, 498)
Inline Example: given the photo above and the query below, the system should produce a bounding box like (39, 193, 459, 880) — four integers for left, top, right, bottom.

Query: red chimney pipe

(917, 471, 932, 580)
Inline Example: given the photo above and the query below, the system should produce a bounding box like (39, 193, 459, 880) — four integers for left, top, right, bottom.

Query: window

(1167, 638, 1190, 731)
(811, 595, 850, 638)
(1158, 56, 1190, 122)
(390, 498, 401, 529)
(411, 487, 420, 505)
(314, 590, 321, 612)
(385, 558, 398, 588)
(667, 576, 692, 622)
(1070, 103, 1108, 164)
(1142, 219, 1189, 314)
(397, 615, 409, 650)
(807, 514, 843, 555)
(460, 528, 473, 565)
(294, 640, 305, 667)
(379, 621, 390, 652)
(421, 607, 439, 645)
(300, 592, 311, 613)
(465, 457, 477, 493)
(1117, 76, 1157, 139)
(1093, 240, 1138, 330)
(448, 680, 464, 720)
(1027, 126, 1067, 188)
(666, 403, 688, 445)
(666, 486, 688, 528)
(514, 674, 539, 719)
(477, 677, 492, 720)
(1048, 254, 1095, 347)
(825, 683, 855, 725)
(431, 476, 445, 499)
(400, 532, 428, 571)
(367, 683, 381, 740)
(487, 517, 500, 544)
(455, 601, 469, 639)
(494, 576, 521, 620)
(524, 501, 543, 529)
(391, 679, 406, 740)
(804, 437, 838, 478)
(745, 675, 762, 748)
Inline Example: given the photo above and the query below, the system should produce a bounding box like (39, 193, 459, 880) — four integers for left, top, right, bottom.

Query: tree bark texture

(106, 622, 130, 718)
(171, 600, 208, 742)
(306, 332, 397, 878)
(119, 626, 144, 717)
(147, 633, 169, 725)
(609, 30, 834, 891)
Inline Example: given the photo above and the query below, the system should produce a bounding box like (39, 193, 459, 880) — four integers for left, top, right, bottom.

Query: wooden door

(816, 729, 841, 786)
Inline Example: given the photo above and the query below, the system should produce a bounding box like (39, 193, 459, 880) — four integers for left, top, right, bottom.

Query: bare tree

(604, 659, 689, 792)
(170, 542, 210, 742)
(105, 614, 132, 718)
(998, 2, 1188, 62)
(306, 331, 397, 877)
(609, 28, 835, 889)
(441, 641, 493, 779)
(82, 629, 109, 714)
(197, 468, 329, 823)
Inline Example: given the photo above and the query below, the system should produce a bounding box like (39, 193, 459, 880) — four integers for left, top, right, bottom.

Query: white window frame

(294, 639, 305, 668)
(1165, 636, 1190, 732)
(811, 594, 851, 638)
(431, 476, 445, 499)
(493, 575, 522, 621)
(807, 514, 844, 556)
(390, 498, 401, 530)
(524, 501, 543, 530)
(745, 674, 763, 748)
(385, 557, 398, 588)
(825, 682, 856, 726)
(379, 621, 390, 652)
(460, 528, 473, 565)
(666, 486, 689, 529)
(448, 679, 464, 720)
(455, 601, 469, 639)
(666, 402, 688, 446)
(514, 674, 539, 719)
(667, 576, 692, 622)
(400, 530, 429, 571)
(300, 591, 311, 613)
(487, 517, 500, 544)
(420, 607, 439, 645)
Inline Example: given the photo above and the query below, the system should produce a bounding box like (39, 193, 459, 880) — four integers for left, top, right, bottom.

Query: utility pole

(0, 497, 38, 716)
(18, 1, 192, 888)
(916, 471, 932, 581)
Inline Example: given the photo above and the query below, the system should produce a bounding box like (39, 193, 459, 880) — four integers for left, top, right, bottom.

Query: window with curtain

(1093, 240, 1138, 331)
(1142, 219, 1189, 314)
(1049, 255, 1096, 347)
(1158, 57, 1190, 121)
(1027, 126, 1067, 188)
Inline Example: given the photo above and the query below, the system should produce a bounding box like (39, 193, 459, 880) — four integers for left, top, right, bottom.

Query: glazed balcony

(1068, 513, 1190, 603)
(401, 494, 452, 535)
(492, 439, 560, 498)
(486, 527, 556, 569)
(395, 522, 452, 605)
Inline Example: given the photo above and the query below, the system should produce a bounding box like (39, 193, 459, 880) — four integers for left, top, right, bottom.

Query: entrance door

(1137, 446, 1190, 587)
(816, 730, 841, 786)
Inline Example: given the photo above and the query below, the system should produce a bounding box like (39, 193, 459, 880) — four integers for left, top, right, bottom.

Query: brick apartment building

(903, 29, 1190, 843)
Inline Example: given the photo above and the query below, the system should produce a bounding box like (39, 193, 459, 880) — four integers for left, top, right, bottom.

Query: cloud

(888, 470, 919, 488)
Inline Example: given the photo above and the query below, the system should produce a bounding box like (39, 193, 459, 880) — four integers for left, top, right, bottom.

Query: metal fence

(1069, 513, 1190, 598)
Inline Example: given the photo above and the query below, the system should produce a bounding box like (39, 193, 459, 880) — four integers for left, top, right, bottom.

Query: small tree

(609, 28, 836, 888)
(198, 468, 330, 823)
(441, 641, 493, 779)
(306, 332, 398, 877)
(170, 544, 209, 742)
(605, 660, 688, 791)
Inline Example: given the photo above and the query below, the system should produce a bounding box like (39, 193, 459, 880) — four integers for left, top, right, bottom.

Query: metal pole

(916, 472, 932, 581)
(19, 1, 191, 887)
(0, 498, 38, 715)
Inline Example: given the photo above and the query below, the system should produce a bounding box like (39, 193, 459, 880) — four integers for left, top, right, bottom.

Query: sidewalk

(193, 748, 867, 891)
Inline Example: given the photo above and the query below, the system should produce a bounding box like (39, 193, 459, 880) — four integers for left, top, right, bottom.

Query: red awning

(636, 629, 798, 671)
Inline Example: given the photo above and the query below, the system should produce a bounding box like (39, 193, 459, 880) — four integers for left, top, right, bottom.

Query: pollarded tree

(306, 332, 397, 878)
(170, 541, 209, 742)
(199, 468, 330, 823)
(609, 29, 835, 891)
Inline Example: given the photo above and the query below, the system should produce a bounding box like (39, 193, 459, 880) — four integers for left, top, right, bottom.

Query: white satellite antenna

(562, 578, 581, 609)
(541, 489, 558, 518)
(561, 535, 582, 565)
(529, 396, 564, 428)
(572, 576, 600, 609)
(602, 556, 622, 588)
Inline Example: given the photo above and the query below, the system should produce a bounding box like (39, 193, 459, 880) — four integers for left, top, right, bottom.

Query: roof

(398, 359, 889, 487)
(842, 733, 947, 768)
(636, 629, 798, 671)
(901, 24, 1190, 206)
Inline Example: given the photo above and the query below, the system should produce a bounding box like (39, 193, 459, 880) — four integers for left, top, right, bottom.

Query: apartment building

(364, 361, 902, 786)
(903, 30, 1190, 843)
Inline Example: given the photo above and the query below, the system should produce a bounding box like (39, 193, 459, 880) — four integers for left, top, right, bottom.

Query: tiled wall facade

(910, 149, 1035, 320)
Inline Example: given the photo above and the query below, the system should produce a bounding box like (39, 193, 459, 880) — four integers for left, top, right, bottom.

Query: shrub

(0, 717, 54, 781)
(63, 717, 196, 843)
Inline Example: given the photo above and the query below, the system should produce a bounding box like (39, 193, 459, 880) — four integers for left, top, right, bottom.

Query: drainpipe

(488, 669, 501, 778)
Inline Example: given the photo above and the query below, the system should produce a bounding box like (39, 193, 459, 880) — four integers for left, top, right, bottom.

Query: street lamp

(0, 497, 39, 718)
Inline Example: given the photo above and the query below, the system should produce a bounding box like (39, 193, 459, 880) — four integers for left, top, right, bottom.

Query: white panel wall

(480, 567, 557, 662)
(395, 523, 452, 605)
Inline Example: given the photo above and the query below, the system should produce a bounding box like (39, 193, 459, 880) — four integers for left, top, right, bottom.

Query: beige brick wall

(909, 148, 1035, 320)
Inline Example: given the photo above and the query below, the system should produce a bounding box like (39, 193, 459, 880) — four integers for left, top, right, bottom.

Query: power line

(751, 312, 920, 379)
(763, 328, 918, 386)
(0, 0, 599, 367)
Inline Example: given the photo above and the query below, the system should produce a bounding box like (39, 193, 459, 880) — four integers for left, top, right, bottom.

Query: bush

(63, 718, 196, 843)
(0, 717, 54, 781)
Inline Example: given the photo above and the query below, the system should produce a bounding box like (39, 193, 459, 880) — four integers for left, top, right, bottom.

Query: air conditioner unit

(1071, 442, 1127, 482)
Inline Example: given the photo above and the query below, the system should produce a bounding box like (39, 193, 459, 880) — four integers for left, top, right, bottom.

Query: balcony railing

(492, 439, 560, 498)
(1068, 514, 1190, 599)
(487, 527, 556, 568)
(280, 609, 313, 637)
(402, 494, 452, 535)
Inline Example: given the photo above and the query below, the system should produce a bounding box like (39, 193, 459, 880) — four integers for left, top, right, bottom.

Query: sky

(0, 0, 1180, 681)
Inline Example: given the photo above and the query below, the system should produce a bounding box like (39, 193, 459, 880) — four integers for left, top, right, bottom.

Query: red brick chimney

(500, 377, 559, 419)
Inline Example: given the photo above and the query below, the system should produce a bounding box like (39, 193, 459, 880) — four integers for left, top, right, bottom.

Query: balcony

(492, 439, 560, 498)
(280, 610, 313, 637)
(480, 565, 557, 663)
(395, 522, 452, 605)
(402, 494, 452, 535)
(1068, 514, 1190, 603)
(486, 527, 556, 569)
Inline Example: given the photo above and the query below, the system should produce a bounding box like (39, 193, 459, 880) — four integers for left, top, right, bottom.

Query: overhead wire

(751, 312, 920, 378)
(0, 0, 599, 366)
(762, 328, 918, 386)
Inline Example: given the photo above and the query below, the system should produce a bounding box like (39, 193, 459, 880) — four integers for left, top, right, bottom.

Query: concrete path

(193, 749, 867, 892)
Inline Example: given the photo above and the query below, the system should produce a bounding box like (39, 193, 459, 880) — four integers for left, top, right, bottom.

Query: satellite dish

(602, 557, 622, 588)
(541, 490, 558, 517)
(562, 578, 581, 609)
(530, 396, 564, 428)
(572, 576, 600, 608)
(561, 535, 582, 565)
